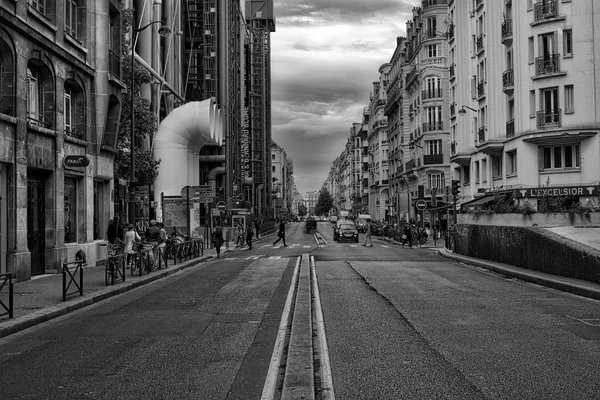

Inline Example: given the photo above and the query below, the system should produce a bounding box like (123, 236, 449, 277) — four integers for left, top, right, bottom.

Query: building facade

(451, 0, 600, 211)
(0, 0, 125, 280)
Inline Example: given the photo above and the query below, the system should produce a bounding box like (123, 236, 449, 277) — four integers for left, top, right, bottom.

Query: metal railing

(478, 126, 486, 142)
(422, 88, 443, 100)
(477, 80, 485, 98)
(0, 273, 13, 319)
(424, 154, 444, 165)
(506, 119, 515, 138)
(502, 69, 514, 91)
(422, 121, 443, 132)
(167, 238, 203, 265)
(62, 261, 83, 301)
(537, 109, 561, 129)
(501, 19, 513, 42)
(106, 253, 126, 285)
(535, 53, 561, 76)
(534, 0, 557, 22)
(476, 34, 484, 53)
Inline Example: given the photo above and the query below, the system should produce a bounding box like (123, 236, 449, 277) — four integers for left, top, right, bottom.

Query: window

(563, 29, 572, 56)
(527, 0, 533, 10)
(528, 37, 534, 63)
(29, 0, 46, 14)
(0, 39, 15, 115)
(428, 173, 444, 190)
(507, 150, 517, 175)
(65, 0, 77, 37)
(27, 67, 41, 124)
(272, 154, 275, 160)
(426, 139, 442, 155)
(474, 161, 480, 183)
(108, 4, 121, 78)
(272, 166, 275, 173)
(64, 177, 78, 243)
(541, 144, 580, 170)
(482, 159, 487, 183)
(93, 181, 105, 241)
(426, 45, 439, 58)
(492, 155, 502, 178)
(564, 85, 574, 113)
(529, 90, 535, 118)
(463, 165, 470, 185)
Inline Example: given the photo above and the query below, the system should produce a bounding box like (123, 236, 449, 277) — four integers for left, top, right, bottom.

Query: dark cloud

(275, 0, 416, 23)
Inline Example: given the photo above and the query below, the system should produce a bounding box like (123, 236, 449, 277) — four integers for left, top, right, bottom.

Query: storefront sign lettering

(512, 185, 598, 198)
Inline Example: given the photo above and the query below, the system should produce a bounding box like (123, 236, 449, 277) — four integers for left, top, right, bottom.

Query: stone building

(0, 0, 125, 280)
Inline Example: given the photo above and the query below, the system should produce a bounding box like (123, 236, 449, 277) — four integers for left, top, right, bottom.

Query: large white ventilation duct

(153, 98, 223, 225)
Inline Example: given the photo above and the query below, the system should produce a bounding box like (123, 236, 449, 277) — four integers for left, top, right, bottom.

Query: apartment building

(401, 2, 451, 221)
(367, 64, 392, 221)
(451, 0, 600, 210)
(350, 122, 368, 216)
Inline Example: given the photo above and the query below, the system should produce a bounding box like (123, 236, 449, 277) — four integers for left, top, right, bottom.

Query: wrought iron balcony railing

(423, 154, 444, 165)
(537, 109, 561, 129)
(534, 0, 558, 22)
(535, 53, 561, 76)
(506, 119, 515, 138)
(422, 121, 443, 132)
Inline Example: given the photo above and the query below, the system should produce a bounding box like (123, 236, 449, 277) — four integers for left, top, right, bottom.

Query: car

(335, 221, 359, 243)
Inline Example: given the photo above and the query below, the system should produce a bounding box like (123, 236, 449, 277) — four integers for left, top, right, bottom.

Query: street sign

(415, 199, 427, 210)
(64, 155, 89, 168)
(181, 185, 214, 200)
(431, 197, 438, 207)
(216, 201, 227, 211)
(431, 187, 438, 196)
(445, 186, 451, 194)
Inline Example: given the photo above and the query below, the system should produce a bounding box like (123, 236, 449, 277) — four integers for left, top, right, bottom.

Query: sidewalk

(0, 230, 278, 339)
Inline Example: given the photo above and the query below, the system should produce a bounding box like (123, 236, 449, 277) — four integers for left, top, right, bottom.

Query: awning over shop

(460, 195, 496, 212)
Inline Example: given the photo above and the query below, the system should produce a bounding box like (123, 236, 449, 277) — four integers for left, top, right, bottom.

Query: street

(2, 222, 600, 399)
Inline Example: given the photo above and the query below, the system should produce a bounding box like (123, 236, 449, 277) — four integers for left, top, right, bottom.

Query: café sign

(512, 185, 598, 198)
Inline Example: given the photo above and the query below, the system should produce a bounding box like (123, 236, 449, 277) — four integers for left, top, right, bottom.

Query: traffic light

(451, 179, 461, 196)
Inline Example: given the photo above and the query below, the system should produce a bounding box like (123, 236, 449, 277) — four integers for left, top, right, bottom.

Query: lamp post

(457, 104, 477, 116)
(128, 19, 171, 225)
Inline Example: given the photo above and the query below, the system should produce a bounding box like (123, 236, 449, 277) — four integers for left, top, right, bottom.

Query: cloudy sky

(270, 0, 421, 195)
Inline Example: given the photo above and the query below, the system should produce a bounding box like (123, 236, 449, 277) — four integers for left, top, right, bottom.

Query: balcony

(450, 142, 456, 154)
(535, 53, 561, 77)
(506, 119, 515, 138)
(501, 19, 513, 47)
(476, 34, 484, 54)
(476, 0, 483, 10)
(502, 69, 514, 96)
(406, 159, 416, 171)
(406, 65, 419, 87)
(534, 0, 558, 22)
(423, 153, 444, 165)
(422, 88, 443, 100)
(422, 0, 448, 8)
(477, 80, 485, 98)
(448, 23, 455, 42)
(423, 121, 443, 132)
(449, 63, 455, 80)
(478, 126, 486, 142)
(450, 102, 456, 117)
(537, 109, 561, 129)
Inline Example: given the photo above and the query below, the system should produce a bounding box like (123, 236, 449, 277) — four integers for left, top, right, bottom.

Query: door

(27, 178, 45, 275)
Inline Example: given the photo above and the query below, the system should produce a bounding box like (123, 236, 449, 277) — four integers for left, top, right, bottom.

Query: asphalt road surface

(1, 222, 600, 399)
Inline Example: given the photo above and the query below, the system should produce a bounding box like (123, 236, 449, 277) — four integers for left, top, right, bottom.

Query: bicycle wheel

(130, 254, 139, 276)
(105, 261, 113, 285)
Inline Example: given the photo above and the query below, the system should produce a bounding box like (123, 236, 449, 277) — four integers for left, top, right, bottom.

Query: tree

(298, 203, 307, 216)
(314, 188, 334, 216)
(113, 9, 161, 184)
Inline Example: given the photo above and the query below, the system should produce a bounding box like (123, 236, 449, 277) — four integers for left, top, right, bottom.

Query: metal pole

(129, 30, 137, 226)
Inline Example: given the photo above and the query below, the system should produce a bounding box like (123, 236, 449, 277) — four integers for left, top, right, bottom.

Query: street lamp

(129, 19, 171, 225)
(457, 104, 477, 116)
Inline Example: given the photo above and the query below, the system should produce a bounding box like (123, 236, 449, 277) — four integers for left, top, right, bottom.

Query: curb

(437, 248, 600, 301)
(0, 250, 226, 339)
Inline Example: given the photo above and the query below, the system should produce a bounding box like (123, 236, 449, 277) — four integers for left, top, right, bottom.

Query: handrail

(62, 261, 83, 301)
(0, 273, 13, 318)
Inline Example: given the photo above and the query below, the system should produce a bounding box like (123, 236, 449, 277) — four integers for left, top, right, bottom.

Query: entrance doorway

(27, 176, 46, 275)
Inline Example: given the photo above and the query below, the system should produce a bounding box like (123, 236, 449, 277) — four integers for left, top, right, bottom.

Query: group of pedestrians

(211, 217, 287, 257)
(106, 216, 167, 268)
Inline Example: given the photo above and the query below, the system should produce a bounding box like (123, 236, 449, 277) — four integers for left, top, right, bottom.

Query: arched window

(27, 59, 54, 128)
(64, 78, 85, 139)
(0, 37, 15, 116)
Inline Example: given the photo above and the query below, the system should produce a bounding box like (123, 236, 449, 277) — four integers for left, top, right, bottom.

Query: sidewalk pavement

(0, 232, 276, 340)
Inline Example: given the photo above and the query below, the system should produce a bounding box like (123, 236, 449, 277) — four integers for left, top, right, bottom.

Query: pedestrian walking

(246, 223, 254, 250)
(235, 221, 245, 248)
(402, 223, 413, 248)
(362, 221, 373, 247)
(212, 223, 223, 258)
(254, 218, 261, 239)
(273, 219, 287, 247)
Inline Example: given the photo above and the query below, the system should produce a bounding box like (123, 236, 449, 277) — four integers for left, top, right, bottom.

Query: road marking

(246, 255, 263, 260)
(303, 246, 311, 248)
(380, 245, 390, 248)
(261, 257, 301, 400)
(311, 256, 335, 399)
(268, 256, 281, 260)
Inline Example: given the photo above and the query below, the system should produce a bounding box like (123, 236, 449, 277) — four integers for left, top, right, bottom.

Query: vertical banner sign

(241, 42, 251, 182)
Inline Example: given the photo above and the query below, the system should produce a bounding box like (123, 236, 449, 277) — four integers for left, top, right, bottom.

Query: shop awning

(460, 195, 496, 212)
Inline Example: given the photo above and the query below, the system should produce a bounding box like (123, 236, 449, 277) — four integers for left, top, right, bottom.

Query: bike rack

(62, 261, 83, 301)
(0, 273, 13, 318)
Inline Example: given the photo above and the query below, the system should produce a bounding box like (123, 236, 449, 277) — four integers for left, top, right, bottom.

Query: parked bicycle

(103, 241, 125, 285)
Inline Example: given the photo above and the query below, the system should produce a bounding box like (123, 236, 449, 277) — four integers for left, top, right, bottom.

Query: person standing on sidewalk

(273, 219, 287, 247)
(362, 221, 373, 247)
(402, 223, 413, 248)
(124, 224, 141, 268)
(235, 221, 245, 248)
(246, 222, 254, 250)
(106, 216, 124, 245)
(254, 218, 261, 239)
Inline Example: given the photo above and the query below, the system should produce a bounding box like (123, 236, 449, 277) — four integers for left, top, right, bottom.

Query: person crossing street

(273, 219, 287, 247)
(362, 220, 373, 247)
